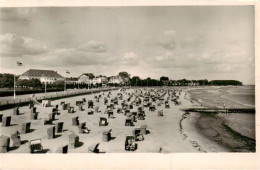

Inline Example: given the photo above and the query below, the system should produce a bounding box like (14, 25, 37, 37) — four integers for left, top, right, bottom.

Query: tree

(119, 71, 131, 85)
(160, 76, 169, 81)
(197, 79, 209, 86)
(82, 73, 95, 79)
(31, 78, 42, 89)
(0, 73, 16, 89)
(130, 76, 141, 86)
(210, 80, 242, 86)
(16, 79, 31, 89)
(119, 71, 131, 79)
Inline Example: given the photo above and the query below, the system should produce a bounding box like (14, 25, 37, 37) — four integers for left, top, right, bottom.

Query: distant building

(91, 77, 99, 85)
(19, 69, 64, 84)
(109, 76, 124, 84)
(94, 75, 108, 84)
(66, 77, 79, 84)
(78, 73, 93, 84)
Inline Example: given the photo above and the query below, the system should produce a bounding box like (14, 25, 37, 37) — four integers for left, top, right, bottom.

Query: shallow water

(189, 86, 255, 108)
(187, 85, 255, 141)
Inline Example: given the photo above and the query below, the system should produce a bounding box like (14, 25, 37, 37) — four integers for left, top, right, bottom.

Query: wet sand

(195, 112, 255, 152)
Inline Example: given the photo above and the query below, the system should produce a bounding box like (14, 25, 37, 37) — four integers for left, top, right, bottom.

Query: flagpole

(64, 70, 70, 92)
(14, 61, 23, 100)
(64, 77, 66, 92)
(14, 71, 16, 100)
(45, 80, 47, 95)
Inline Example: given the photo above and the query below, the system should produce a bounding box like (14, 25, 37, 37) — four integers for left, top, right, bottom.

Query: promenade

(0, 87, 118, 107)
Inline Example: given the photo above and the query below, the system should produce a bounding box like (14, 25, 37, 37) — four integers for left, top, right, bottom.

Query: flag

(66, 70, 70, 74)
(16, 61, 22, 66)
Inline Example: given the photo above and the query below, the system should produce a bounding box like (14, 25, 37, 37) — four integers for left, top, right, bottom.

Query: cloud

(34, 48, 111, 67)
(0, 33, 47, 57)
(78, 40, 107, 53)
(29, 48, 138, 68)
(0, 34, 140, 68)
(215, 64, 232, 72)
(156, 30, 177, 49)
(122, 52, 137, 59)
(155, 52, 173, 61)
(0, 8, 36, 24)
(118, 52, 139, 65)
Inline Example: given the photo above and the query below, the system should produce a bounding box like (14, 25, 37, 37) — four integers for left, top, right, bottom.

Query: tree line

(0, 73, 242, 90)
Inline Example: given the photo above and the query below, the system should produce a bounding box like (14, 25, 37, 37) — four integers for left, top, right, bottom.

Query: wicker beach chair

(47, 126, 55, 139)
(69, 133, 79, 149)
(42, 100, 51, 107)
(108, 110, 114, 118)
(99, 117, 108, 126)
(52, 108, 58, 115)
(68, 106, 75, 113)
(11, 131, 21, 147)
(125, 135, 136, 151)
(13, 107, 19, 115)
(158, 110, 164, 116)
(78, 122, 90, 134)
(125, 117, 134, 126)
(165, 101, 170, 108)
(72, 116, 79, 126)
(133, 128, 144, 141)
(2, 116, 11, 127)
(88, 100, 94, 108)
(88, 143, 100, 153)
(56, 145, 68, 154)
(76, 101, 83, 106)
(31, 112, 38, 120)
(29, 102, 34, 109)
(0, 135, 10, 153)
(55, 122, 64, 133)
(95, 106, 100, 113)
(137, 111, 145, 120)
(21, 122, 31, 134)
(31, 107, 37, 114)
(30, 139, 43, 153)
(102, 129, 112, 142)
(149, 105, 156, 111)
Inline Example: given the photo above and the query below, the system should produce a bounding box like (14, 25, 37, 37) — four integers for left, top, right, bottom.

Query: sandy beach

(0, 86, 255, 153)
(0, 87, 227, 153)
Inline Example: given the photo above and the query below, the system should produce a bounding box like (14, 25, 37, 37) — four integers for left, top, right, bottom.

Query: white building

(19, 69, 64, 84)
(78, 73, 93, 84)
(92, 76, 108, 85)
(66, 77, 79, 84)
(109, 76, 124, 84)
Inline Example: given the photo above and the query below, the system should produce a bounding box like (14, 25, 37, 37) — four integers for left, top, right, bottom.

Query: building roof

(20, 69, 64, 78)
(79, 73, 94, 79)
(67, 77, 78, 81)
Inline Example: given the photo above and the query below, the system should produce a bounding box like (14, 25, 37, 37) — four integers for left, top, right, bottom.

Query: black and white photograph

(0, 2, 257, 163)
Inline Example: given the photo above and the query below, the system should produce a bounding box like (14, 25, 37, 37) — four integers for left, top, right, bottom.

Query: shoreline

(194, 112, 255, 152)
(184, 88, 256, 152)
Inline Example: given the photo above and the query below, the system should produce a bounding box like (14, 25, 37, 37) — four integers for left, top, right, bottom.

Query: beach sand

(1, 86, 254, 153)
(0, 88, 208, 153)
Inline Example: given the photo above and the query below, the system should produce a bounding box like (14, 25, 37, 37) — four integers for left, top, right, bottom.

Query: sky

(0, 6, 255, 84)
